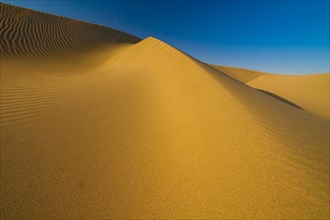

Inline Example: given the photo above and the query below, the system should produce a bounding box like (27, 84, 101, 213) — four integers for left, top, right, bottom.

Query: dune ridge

(248, 73, 330, 120)
(0, 3, 140, 58)
(210, 64, 330, 120)
(1, 4, 329, 219)
(209, 64, 267, 83)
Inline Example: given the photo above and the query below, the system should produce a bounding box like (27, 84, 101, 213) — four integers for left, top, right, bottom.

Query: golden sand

(211, 65, 330, 120)
(1, 3, 329, 219)
(248, 73, 330, 120)
(210, 65, 267, 83)
(0, 3, 140, 58)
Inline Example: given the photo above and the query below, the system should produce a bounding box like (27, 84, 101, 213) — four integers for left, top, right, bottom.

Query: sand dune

(248, 73, 330, 120)
(210, 64, 267, 83)
(0, 3, 140, 58)
(1, 3, 329, 219)
(211, 64, 330, 120)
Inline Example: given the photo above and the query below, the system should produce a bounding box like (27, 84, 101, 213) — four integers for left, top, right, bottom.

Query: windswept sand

(1, 3, 329, 219)
(210, 65, 267, 83)
(211, 65, 330, 120)
(0, 3, 140, 58)
(248, 73, 330, 120)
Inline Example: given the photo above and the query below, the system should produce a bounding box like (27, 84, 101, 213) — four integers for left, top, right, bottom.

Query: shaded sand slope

(210, 64, 330, 120)
(1, 35, 329, 219)
(0, 3, 140, 58)
(248, 73, 330, 120)
(209, 64, 266, 83)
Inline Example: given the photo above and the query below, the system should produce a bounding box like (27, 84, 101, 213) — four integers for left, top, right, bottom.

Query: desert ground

(0, 3, 329, 219)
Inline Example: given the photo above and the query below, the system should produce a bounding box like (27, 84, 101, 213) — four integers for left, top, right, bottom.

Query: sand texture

(1, 3, 329, 219)
(210, 65, 267, 83)
(0, 3, 140, 58)
(211, 65, 330, 120)
(248, 73, 330, 120)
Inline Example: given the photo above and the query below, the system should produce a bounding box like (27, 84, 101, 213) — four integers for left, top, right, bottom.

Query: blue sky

(3, 0, 329, 74)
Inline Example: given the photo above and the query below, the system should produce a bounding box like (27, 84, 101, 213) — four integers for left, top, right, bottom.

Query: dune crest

(210, 64, 330, 120)
(209, 65, 267, 83)
(1, 4, 329, 220)
(0, 3, 140, 58)
(248, 73, 330, 120)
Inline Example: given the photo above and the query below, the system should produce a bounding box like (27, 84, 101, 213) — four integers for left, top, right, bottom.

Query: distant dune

(210, 65, 267, 83)
(211, 65, 330, 120)
(248, 73, 330, 120)
(1, 3, 329, 219)
(0, 3, 140, 58)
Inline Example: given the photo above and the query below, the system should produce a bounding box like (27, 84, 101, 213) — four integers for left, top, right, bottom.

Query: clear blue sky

(3, 0, 329, 74)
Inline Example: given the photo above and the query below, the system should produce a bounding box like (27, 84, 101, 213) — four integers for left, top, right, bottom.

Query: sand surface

(211, 65, 330, 120)
(248, 73, 330, 120)
(210, 65, 267, 83)
(1, 3, 329, 219)
(0, 3, 140, 58)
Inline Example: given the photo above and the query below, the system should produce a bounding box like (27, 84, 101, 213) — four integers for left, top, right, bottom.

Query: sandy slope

(1, 3, 329, 219)
(248, 73, 330, 120)
(211, 64, 330, 120)
(0, 3, 140, 58)
(209, 64, 267, 83)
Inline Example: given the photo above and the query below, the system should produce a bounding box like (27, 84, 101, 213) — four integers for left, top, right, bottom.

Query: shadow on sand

(255, 89, 303, 110)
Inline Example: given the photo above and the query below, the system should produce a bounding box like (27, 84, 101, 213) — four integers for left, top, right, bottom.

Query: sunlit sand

(212, 65, 330, 120)
(1, 3, 329, 219)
